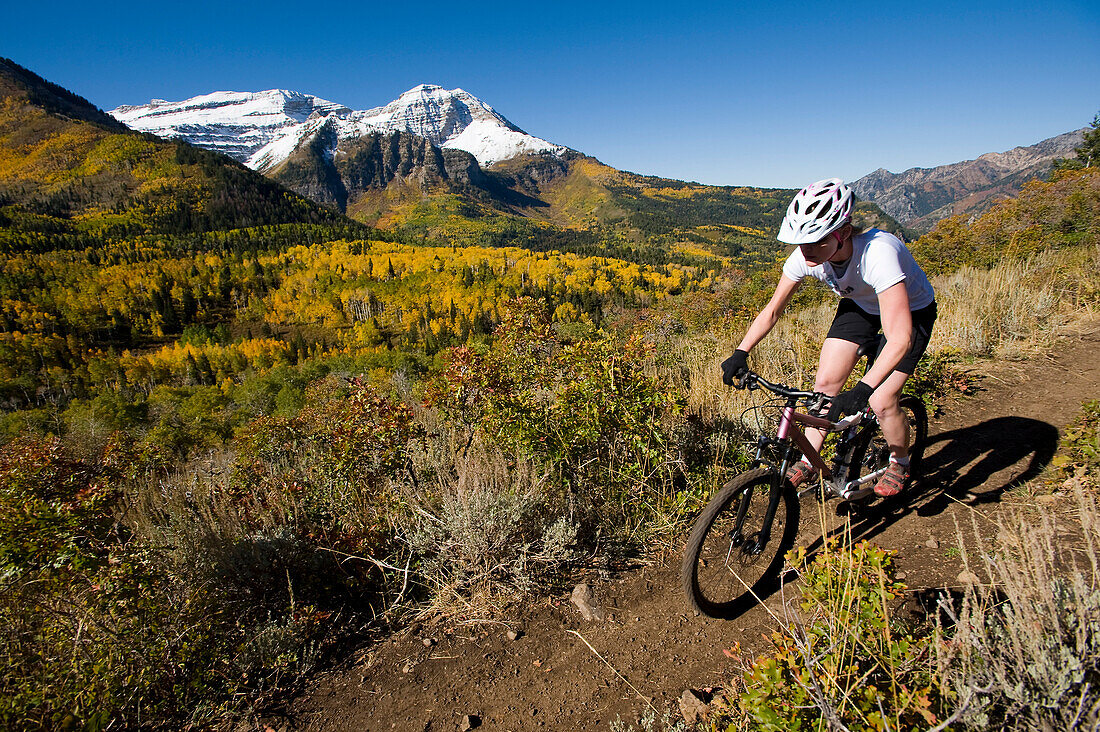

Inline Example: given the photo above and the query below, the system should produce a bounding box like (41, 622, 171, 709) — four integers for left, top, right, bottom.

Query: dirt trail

(275, 323, 1100, 732)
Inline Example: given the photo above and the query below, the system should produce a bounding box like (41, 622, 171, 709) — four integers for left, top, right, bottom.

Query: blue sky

(4, 0, 1098, 188)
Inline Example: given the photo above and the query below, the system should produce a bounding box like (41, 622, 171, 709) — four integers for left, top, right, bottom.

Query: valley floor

(258, 321, 1100, 732)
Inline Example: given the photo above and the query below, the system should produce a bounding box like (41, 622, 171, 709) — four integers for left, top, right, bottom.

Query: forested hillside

(0, 59, 728, 449)
(285, 145, 909, 268)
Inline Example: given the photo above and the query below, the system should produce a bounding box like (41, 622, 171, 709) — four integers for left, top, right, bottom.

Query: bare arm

(736, 275, 801, 353)
(862, 282, 912, 389)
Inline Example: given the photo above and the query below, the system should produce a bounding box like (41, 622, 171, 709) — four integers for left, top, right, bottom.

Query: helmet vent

(776, 177, 854, 245)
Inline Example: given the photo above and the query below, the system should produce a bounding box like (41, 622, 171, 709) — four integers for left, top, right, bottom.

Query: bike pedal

(835, 499, 871, 516)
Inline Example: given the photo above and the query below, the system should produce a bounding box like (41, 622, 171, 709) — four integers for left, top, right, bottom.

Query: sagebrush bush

(936, 493, 1100, 730)
(404, 440, 577, 613)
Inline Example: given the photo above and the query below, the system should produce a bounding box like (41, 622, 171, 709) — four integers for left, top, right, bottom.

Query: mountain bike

(681, 361, 928, 619)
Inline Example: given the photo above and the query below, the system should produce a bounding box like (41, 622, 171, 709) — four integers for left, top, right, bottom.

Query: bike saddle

(857, 334, 885, 362)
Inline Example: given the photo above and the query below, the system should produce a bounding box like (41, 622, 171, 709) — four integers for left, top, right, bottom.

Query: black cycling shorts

(825, 299, 937, 374)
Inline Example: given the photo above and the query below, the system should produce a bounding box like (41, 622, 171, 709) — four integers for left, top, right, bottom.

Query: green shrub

(0, 436, 117, 575)
(904, 348, 979, 411)
(1, 546, 227, 731)
(0, 384, 419, 730)
(728, 541, 950, 731)
(1049, 399, 1100, 481)
(428, 297, 689, 536)
(0, 438, 234, 730)
(235, 376, 422, 557)
(144, 385, 234, 457)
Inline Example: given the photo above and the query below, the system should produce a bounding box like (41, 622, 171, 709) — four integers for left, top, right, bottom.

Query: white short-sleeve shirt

(781, 228, 935, 315)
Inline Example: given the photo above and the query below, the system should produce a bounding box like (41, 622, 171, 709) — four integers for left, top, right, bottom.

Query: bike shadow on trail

(802, 415, 1060, 555)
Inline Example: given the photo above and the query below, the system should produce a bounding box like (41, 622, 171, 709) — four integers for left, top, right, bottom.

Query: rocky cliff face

(269, 126, 488, 213)
(852, 129, 1085, 232)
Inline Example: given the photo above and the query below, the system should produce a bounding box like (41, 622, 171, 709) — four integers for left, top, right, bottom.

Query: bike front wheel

(681, 467, 799, 619)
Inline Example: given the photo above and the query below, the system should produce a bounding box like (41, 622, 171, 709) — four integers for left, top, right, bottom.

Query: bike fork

(734, 451, 793, 554)
(754, 472, 785, 553)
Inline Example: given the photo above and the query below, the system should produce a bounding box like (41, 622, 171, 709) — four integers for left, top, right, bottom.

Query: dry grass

(929, 245, 1100, 359)
(673, 302, 832, 425)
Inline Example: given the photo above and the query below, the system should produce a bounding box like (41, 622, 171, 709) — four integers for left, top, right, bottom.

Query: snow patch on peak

(248, 115, 337, 172)
(110, 84, 566, 170)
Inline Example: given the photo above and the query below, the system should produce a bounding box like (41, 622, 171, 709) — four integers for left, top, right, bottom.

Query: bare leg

(868, 369, 912, 460)
(804, 338, 861, 455)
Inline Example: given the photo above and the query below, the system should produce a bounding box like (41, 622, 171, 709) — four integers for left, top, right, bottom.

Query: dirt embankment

(267, 323, 1100, 732)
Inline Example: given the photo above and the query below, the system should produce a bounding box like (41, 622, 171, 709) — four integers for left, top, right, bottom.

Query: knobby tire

(681, 467, 799, 619)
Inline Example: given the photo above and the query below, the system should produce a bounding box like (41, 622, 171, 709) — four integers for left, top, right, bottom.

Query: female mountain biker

(722, 178, 937, 497)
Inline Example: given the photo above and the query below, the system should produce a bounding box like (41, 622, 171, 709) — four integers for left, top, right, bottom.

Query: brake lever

(809, 392, 829, 415)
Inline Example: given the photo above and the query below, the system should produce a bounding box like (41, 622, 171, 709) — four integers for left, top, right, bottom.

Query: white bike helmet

(777, 178, 854, 245)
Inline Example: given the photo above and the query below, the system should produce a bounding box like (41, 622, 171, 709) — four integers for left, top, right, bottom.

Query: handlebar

(734, 370, 865, 430)
(735, 370, 818, 401)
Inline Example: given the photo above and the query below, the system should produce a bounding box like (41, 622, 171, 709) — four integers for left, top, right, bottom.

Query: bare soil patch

(266, 322, 1100, 732)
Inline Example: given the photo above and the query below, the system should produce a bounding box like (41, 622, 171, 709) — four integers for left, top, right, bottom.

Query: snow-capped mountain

(111, 90, 351, 165)
(110, 84, 567, 171)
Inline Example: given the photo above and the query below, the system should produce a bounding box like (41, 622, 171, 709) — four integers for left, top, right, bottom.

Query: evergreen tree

(1055, 112, 1100, 172)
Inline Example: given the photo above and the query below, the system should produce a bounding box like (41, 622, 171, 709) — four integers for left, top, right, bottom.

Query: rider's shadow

(912, 416, 1060, 515)
(810, 416, 1060, 551)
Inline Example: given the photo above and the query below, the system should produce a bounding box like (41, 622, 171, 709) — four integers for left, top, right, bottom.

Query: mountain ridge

(59, 66, 906, 264)
(0, 56, 126, 132)
(0, 58, 351, 238)
(852, 129, 1085, 232)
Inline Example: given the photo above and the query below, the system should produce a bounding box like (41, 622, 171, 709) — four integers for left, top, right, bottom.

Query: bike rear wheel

(681, 467, 799, 618)
(851, 395, 929, 489)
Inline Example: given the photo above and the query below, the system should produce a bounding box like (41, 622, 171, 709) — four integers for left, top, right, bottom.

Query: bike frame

(729, 370, 892, 553)
(753, 398, 884, 502)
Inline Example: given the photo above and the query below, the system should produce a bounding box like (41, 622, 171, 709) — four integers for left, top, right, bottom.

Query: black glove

(721, 349, 750, 386)
(826, 382, 874, 422)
